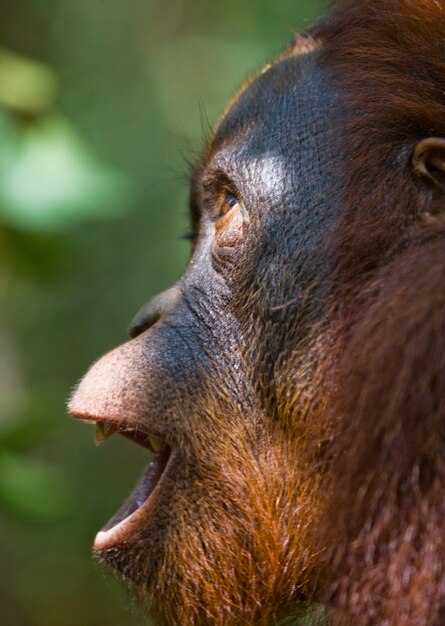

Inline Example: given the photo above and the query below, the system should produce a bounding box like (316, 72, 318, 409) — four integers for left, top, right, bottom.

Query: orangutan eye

(214, 192, 245, 248)
(215, 193, 240, 222)
(215, 193, 240, 227)
(221, 194, 239, 215)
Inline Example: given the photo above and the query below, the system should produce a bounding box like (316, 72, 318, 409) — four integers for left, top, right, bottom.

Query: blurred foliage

(0, 48, 56, 113)
(0, 1, 324, 625)
(0, 113, 131, 231)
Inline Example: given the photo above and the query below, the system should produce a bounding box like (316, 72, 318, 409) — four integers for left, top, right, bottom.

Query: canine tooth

(148, 435, 163, 453)
(94, 422, 118, 447)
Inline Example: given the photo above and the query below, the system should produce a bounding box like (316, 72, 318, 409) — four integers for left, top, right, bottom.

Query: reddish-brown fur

(316, 235, 445, 625)
(308, 1, 445, 623)
(311, 0, 445, 288)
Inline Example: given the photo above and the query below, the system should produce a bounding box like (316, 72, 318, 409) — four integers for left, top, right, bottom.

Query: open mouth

(81, 419, 172, 550)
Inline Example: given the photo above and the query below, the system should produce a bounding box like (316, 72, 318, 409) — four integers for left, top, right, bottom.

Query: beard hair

(95, 426, 323, 626)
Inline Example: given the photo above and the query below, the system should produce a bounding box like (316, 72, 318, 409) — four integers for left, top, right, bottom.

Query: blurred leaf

(0, 450, 72, 521)
(0, 47, 57, 114)
(0, 113, 133, 232)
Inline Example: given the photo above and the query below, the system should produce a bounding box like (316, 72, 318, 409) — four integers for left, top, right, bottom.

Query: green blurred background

(0, 1, 324, 624)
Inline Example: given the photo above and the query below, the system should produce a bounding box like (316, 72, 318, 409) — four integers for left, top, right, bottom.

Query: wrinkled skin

(69, 42, 340, 626)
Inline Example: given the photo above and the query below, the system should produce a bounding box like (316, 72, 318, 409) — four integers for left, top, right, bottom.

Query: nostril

(129, 310, 161, 338)
(128, 286, 181, 339)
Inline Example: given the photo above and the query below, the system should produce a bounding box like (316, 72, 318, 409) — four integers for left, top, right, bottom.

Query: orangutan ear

(413, 137, 445, 192)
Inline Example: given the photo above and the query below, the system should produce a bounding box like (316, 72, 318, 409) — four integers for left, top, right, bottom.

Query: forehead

(207, 49, 334, 178)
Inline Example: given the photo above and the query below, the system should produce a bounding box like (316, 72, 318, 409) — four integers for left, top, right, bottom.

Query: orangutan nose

(129, 286, 181, 338)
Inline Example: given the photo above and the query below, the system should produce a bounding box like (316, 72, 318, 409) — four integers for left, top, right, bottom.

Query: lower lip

(94, 445, 172, 551)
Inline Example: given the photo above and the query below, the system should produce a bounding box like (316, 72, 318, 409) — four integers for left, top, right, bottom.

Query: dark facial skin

(69, 44, 343, 626)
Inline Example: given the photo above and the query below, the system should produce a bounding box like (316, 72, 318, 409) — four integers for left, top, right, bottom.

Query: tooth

(94, 422, 118, 447)
(148, 435, 163, 453)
